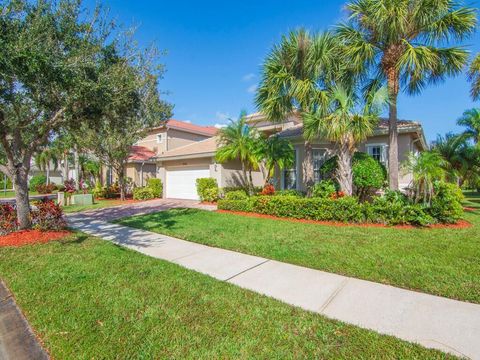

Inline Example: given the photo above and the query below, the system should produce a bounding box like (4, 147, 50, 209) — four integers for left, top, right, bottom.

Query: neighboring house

(245, 113, 427, 191)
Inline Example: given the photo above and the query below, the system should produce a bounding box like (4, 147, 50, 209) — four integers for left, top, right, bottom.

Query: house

(245, 112, 427, 191)
(117, 114, 426, 200)
(119, 119, 264, 200)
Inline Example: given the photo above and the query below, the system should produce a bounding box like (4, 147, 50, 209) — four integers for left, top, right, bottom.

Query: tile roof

(158, 136, 218, 159)
(164, 119, 218, 136)
(277, 119, 422, 138)
(128, 146, 157, 162)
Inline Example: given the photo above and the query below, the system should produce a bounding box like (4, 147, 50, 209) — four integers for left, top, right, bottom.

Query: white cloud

(242, 73, 255, 82)
(183, 120, 191, 123)
(215, 111, 232, 122)
(214, 123, 227, 129)
(247, 84, 257, 94)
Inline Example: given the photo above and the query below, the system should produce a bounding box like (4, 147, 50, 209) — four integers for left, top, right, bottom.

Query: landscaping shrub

(312, 180, 337, 198)
(35, 183, 56, 194)
(0, 203, 18, 235)
(352, 152, 386, 200)
(147, 178, 163, 198)
(224, 190, 248, 200)
(63, 179, 76, 193)
(31, 198, 66, 231)
(428, 181, 464, 223)
(196, 178, 219, 202)
(365, 195, 433, 226)
(275, 189, 304, 197)
(29, 175, 47, 190)
(223, 186, 263, 195)
(133, 187, 156, 201)
(260, 184, 275, 196)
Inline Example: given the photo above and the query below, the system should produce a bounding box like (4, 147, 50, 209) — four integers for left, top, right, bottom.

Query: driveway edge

(0, 280, 49, 360)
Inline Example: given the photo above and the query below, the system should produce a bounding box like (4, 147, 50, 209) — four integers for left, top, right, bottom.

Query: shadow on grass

(116, 208, 200, 231)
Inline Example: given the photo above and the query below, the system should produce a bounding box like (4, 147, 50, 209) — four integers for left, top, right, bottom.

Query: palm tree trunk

(335, 142, 353, 196)
(387, 68, 399, 191)
(303, 141, 314, 196)
(74, 145, 80, 190)
(62, 152, 68, 182)
(46, 166, 50, 185)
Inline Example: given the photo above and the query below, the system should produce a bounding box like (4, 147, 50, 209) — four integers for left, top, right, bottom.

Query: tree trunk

(46, 166, 50, 185)
(387, 67, 399, 191)
(11, 165, 31, 230)
(248, 168, 254, 193)
(335, 142, 353, 196)
(116, 166, 126, 201)
(303, 141, 314, 196)
(241, 162, 251, 195)
(62, 153, 68, 182)
(74, 146, 80, 190)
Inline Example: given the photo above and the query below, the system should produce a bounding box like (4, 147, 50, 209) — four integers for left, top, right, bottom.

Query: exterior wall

(126, 163, 156, 187)
(133, 128, 211, 155)
(275, 133, 417, 191)
(219, 159, 264, 188)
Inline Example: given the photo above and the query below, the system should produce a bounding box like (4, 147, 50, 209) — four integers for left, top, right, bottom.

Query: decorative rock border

(0, 281, 49, 360)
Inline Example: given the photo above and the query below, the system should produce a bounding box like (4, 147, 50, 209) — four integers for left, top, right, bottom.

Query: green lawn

(61, 198, 129, 213)
(117, 192, 480, 304)
(0, 234, 449, 358)
(0, 190, 41, 198)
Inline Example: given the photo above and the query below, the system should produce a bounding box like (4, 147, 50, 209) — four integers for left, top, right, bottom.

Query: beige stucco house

(115, 114, 426, 200)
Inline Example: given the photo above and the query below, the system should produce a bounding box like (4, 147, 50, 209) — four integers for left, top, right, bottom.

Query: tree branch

(0, 163, 9, 177)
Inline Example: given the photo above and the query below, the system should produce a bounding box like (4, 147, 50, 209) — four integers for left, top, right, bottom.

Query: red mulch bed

(0, 230, 72, 248)
(216, 210, 472, 229)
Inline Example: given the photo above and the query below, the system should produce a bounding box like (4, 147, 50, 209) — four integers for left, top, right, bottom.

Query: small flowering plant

(260, 184, 275, 196)
(0, 203, 18, 235)
(31, 198, 66, 231)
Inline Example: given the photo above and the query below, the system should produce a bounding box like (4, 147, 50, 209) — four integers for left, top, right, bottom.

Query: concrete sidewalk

(68, 214, 480, 359)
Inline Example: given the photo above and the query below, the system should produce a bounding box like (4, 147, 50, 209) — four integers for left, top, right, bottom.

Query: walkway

(68, 203, 480, 359)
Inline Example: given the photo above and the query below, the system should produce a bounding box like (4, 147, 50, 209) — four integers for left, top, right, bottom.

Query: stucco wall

(220, 159, 264, 188)
(125, 163, 156, 187)
(134, 128, 211, 155)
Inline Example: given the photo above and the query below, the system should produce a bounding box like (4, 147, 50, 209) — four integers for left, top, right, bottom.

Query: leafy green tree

(216, 113, 261, 194)
(256, 135, 294, 186)
(337, 0, 477, 190)
(469, 54, 480, 101)
(0, 0, 111, 229)
(303, 85, 388, 195)
(402, 151, 446, 204)
(457, 108, 480, 144)
(79, 155, 101, 184)
(256, 30, 339, 195)
(35, 147, 59, 185)
(77, 41, 172, 200)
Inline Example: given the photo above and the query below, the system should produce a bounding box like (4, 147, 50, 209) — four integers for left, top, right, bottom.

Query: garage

(165, 167, 211, 200)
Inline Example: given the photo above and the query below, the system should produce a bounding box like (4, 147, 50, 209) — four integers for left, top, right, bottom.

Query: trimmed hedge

(133, 187, 156, 200)
(196, 178, 219, 202)
(147, 178, 163, 198)
(218, 186, 463, 226)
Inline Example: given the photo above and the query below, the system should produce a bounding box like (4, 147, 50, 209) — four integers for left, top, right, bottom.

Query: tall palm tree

(35, 147, 59, 185)
(256, 135, 294, 186)
(432, 133, 467, 183)
(303, 85, 388, 195)
(337, 0, 477, 190)
(457, 108, 480, 144)
(469, 53, 480, 101)
(256, 30, 339, 195)
(216, 113, 261, 194)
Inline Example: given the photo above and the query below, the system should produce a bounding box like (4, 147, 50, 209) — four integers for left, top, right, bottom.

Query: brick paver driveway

(67, 199, 216, 223)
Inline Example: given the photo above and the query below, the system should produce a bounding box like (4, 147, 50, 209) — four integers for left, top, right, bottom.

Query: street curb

(0, 280, 49, 360)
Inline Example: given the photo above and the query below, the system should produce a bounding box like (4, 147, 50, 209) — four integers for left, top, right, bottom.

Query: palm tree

(469, 53, 480, 101)
(402, 151, 445, 205)
(256, 135, 294, 186)
(432, 133, 467, 183)
(457, 108, 480, 144)
(256, 30, 339, 195)
(35, 147, 59, 185)
(303, 85, 388, 195)
(216, 113, 261, 194)
(337, 0, 477, 190)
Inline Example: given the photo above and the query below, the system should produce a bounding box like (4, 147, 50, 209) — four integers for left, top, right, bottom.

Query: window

(313, 149, 327, 183)
(283, 149, 297, 190)
(367, 144, 388, 165)
(157, 133, 166, 144)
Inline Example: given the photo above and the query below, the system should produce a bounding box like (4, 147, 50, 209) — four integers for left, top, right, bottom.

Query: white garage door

(166, 167, 211, 200)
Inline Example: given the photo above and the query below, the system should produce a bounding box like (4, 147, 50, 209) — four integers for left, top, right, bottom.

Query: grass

(117, 192, 480, 304)
(0, 234, 450, 358)
(61, 198, 135, 213)
(0, 190, 41, 198)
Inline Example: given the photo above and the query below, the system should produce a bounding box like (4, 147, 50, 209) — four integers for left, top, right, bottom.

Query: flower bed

(217, 183, 464, 227)
(0, 230, 71, 247)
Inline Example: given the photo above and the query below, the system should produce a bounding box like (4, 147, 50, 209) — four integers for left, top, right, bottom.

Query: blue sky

(86, 0, 480, 142)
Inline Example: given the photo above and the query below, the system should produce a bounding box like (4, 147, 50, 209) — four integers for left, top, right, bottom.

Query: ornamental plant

(31, 198, 66, 231)
(0, 203, 18, 235)
(260, 184, 275, 196)
(196, 178, 219, 202)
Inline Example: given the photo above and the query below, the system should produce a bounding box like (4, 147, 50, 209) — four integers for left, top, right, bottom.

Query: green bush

(223, 186, 263, 195)
(30, 174, 47, 189)
(133, 187, 156, 201)
(428, 181, 464, 223)
(0, 176, 12, 189)
(365, 195, 433, 226)
(311, 180, 337, 198)
(147, 178, 163, 198)
(352, 152, 386, 199)
(196, 178, 219, 202)
(275, 189, 304, 197)
(225, 190, 248, 200)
